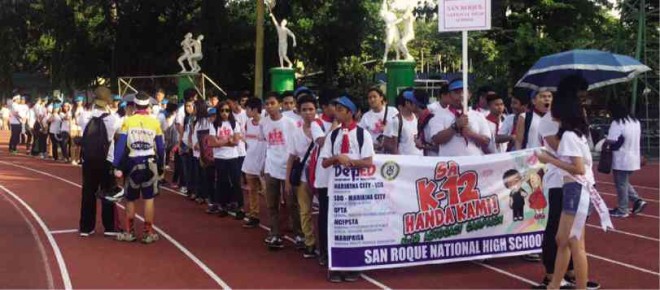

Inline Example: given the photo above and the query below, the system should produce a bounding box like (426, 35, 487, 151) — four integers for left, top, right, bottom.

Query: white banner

(329, 149, 549, 270)
(438, 0, 492, 32)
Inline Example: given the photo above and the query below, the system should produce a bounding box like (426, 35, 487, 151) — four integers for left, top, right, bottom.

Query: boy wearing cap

(400, 88, 437, 156)
(320, 95, 374, 283)
(79, 86, 120, 237)
(112, 92, 165, 244)
(429, 79, 491, 156)
(261, 92, 300, 249)
(383, 91, 423, 155)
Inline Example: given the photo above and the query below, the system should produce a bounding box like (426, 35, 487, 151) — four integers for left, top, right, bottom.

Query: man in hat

(319, 95, 374, 283)
(112, 92, 165, 244)
(78, 86, 120, 237)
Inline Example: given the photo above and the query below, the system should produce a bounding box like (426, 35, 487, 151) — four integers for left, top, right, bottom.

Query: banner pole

(462, 30, 468, 111)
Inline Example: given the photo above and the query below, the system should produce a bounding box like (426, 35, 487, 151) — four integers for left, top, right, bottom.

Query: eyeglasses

(220, 109, 231, 113)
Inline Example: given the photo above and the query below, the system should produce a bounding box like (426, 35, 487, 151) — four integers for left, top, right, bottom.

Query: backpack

(521, 111, 534, 149)
(417, 112, 436, 155)
(330, 126, 365, 156)
(81, 113, 110, 164)
(164, 122, 179, 147)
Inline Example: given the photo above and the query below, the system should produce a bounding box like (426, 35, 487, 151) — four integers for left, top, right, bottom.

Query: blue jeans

(613, 170, 641, 213)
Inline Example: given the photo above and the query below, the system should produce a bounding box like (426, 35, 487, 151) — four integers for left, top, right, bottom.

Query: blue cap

(294, 86, 314, 98)
(402, 90, 422, 107)
(53, 102, 62, 109)
(208, 107, 217, 115)
(113, 94, 121, 101)
(332, 96, 357, 114)
(448, 80, 464, 92)
(161, 99, 169, 105)
(119, 101, 127, 108)
(20, 95, 26, 100)
(75, 95, 84, 102)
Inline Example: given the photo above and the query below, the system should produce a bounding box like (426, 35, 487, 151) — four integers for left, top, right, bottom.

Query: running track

(0, 132, 658, 289)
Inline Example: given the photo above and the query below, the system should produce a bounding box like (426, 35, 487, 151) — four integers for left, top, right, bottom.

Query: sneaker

(609, 208, 629, 218)
(116, 231, 137, 242)
(234, 210, 246, 220)
(532, 276, 574, 289)
(521, 253, 541, 262)
(206, 205, 220, 214)
(103, 230, 121, 237)
(327, 271, 342, 283)
(79, 230, 95, 237)
(318, 254, 328, 266)
(243, 217, 260, 228)
(564, 275, 601, 290)
(180, 187, 188, 195)
(264, 235, 275, 245)
(303, 246, 317, 259)
(195, 197, 205, 204)
(266, 236, 284, 249)
(343, 271, 360, 282)
(141, 232, 160, 244)
(294, 235, 305, 250)
(633, 200, 647, 214)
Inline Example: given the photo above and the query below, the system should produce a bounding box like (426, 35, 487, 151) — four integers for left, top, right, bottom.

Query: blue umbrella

(516, 49, 651, 91)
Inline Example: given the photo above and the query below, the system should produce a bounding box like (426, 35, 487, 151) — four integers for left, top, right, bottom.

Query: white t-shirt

(607, 119, 641, 171)
(282, 110, 304, 128)
(0, 107, 9, 119)
(537, 113, 562, 189)
(384, 114, 423, 156)
(78, 109, 118, 163)
(262, 115, 297, 180)
(242, 118, 267, 175)
(319, 127, 375, 182)
(557, 131, 595, 184)
(191, 119, 214, 159)
(10, 103, 28, 125)
(288, 125, 315, 183)
(358, 106, 399, 145)
(233, 109, 248, 157)
(485, 114, 507, 153)
(428, 109, 491, 157)
(522, 111, 544, 149)
(500, 114, 515, 138)
(175, 105, 186, 127)
(60, 112, 72, 133)
(49, 113, 62, 134)
(212, 120, 241, 160)
(312, 118, 334, 189)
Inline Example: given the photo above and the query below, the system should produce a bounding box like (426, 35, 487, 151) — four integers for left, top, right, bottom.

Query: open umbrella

(516, 49, 651, 92)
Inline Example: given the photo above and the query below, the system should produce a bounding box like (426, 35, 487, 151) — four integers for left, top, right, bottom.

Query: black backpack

(521, 111, 534, 149)
(330, 127, 364, 155)
(81, 113, 110, 164)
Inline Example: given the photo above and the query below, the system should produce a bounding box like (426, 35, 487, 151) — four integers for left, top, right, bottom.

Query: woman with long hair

(70, 96, 85, 165)
(536, 88, 594, 290)
(59, 102, 72, 163)
(188, 99, 208, 204)
(606, 100, 646, 217)
(209, 101, 243, 218)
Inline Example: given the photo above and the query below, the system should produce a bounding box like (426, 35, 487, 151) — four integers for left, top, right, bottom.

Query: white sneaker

(180, 187, 188, 194)
(79, 230, 95, 237)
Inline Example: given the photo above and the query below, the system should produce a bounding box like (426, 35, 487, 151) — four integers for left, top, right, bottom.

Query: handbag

(290, 141, 315, 187)
(597, 142, 613, 174)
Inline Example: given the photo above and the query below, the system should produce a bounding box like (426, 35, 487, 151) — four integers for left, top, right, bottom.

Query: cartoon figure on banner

(503, 169, 527, 222)
(527, 171, 547, 219)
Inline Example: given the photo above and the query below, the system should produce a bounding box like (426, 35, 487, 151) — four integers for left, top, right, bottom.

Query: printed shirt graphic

(120, 114, 163, 157)
(359, 106, 399, 142)
(261, 116, 296, 180)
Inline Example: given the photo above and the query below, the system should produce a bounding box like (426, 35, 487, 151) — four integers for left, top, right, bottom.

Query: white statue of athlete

(188, 35, 204, 73)
(381, 0, 402, 63)
(269, 7, 297, 68)
(398, 5, 415, 61)
(177, 33, 194, 73)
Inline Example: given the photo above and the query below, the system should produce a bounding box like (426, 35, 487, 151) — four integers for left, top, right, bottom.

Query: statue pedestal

(177, 74, 197, 101)
(269, 67, 295, 94)
(385, 60, 415, 105)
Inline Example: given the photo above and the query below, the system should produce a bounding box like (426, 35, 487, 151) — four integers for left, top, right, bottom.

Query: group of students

(10, 73, 645, 287)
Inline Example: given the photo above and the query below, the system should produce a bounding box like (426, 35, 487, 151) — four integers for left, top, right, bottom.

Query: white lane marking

(599, 191, 659, 203)
(472, 261, 537, 286)
(0, 161, 231, 290)
(598, 181, 659, 191)
(0, 185, 70, 289)
(587, 253, 660, 276)
(586, 224, 659, 242)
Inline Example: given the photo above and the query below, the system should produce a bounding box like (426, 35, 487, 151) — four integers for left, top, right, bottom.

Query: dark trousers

(198, 164, 215, 201)
(215, 158, 242, 207)
(79, 161, 118, 233)
(31, 124, 43, 155)
(37, 130, 48, 154)
(189, 157, 200, 194)
(59, 132, 70, 160)
(9, 124, 21, 151)
(25, 128, 32, 149)
(49, 133, 59, 160)
(318, 188, 329, 257)
(542, 187, 574, 274)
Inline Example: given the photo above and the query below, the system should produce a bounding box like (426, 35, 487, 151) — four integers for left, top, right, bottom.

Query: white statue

(269, 7, 297, 68)
(398, 5, 415, 61)
(381, 0, 402, 63)
(188, 35, 204, 73)
(178, 33, 194, 73)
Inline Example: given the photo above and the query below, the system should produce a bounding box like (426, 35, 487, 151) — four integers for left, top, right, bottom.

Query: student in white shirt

(48, 103, 63, 161)
(358, 87, 398, 153)
(473, 86, 495, 116)
(228, 92, 248, 187)
(284, 94, 319, 256)
(429, 79, 491, 156)
(485, 93, 513, 153)
(606, 100, 646, 217)
(8, 94, 27, 153)
(261, 92, 298, 249)
(189, 101, 214, 206)
(241, 98, 268, 228)
(320, 95, 375, 283)
(59, 102, 73, 162)
(402, 87, 439, 156)
(383, 91, 423, 155)
(515, 90, 553, 150)
(536, 94, 596, 290)
(500, 94, 529, 152)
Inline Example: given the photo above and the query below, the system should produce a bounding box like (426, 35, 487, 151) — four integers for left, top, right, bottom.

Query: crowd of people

(4, 74, 647, 287)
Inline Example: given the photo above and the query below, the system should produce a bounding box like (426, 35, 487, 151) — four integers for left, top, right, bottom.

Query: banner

(328, 149, 548, 270)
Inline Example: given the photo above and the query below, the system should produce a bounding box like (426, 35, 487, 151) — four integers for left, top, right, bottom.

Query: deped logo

(334, 165, 377, 180)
